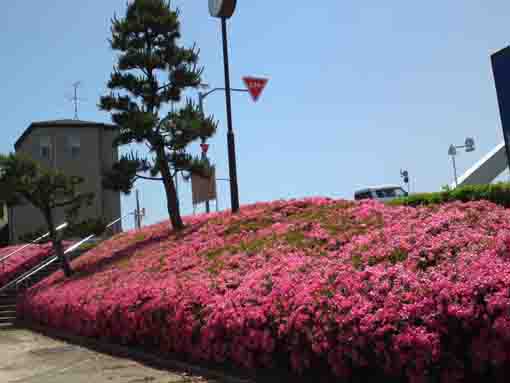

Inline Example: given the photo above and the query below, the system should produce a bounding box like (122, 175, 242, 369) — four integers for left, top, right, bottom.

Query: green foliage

(388, 248, 409, 265)
(389, 183, 510, 208)
(99, 0, 217, 229)
(66, 218, 108, 238)
(0, 154, 94, 277)
(0, 154, 94, 221)
(19, 218, 108, 244)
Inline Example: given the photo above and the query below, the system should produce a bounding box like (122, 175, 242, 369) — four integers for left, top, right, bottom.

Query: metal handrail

(0, 211, 136, 293)
(0, 222, 68, 268)
(62, 211, 134, 255)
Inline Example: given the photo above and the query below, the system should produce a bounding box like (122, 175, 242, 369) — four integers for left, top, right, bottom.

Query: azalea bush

(0, 243, 54, 286)
(17, 198, 510, 382)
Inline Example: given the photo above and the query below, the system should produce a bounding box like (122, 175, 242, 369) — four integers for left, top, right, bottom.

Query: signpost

(200, 143, 212, 213)
(191, 167, 217, 206)
(242, 77, 269, 102)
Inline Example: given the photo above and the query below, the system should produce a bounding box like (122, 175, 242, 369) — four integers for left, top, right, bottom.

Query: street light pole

(451, 155, 458, 187)
(448, 138, 475, 188)
(220, 17, 240, 213)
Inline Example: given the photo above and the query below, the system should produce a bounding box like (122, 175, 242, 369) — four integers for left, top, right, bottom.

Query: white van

(354, 185, 408, 202)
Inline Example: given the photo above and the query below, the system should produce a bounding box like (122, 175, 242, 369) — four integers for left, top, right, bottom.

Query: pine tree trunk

(156, 147, 185, 231)
(54, 239, 72, 277)
(46, 211, 73, 277)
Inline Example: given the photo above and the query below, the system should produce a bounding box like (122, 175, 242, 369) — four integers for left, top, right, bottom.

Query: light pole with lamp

(400, 169, 410, 194)
(448, 137, 476, 187)
(208, 0, 240, 213)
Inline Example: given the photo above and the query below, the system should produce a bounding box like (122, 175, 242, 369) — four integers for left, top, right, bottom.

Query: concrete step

(0, 317, 16, 325)
(0, 298, 17, 305)
(0, 293, 18, 302)
(0, 309, 17, 315)
(0, 322, 17, 329)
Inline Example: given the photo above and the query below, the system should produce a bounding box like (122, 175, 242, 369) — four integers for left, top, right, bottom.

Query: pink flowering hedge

(17, 198, 510, 382)
(0, 243, 55, 287)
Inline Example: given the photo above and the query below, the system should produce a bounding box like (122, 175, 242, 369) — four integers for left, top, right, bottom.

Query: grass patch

(223, 217, 274, 236)
(351, 255, 363, 270)
(388, 248, 408, 265)
(284, 230, 307, 248)
(238, 235, 276, 255)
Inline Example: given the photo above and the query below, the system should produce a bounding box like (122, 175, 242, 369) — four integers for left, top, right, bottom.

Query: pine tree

(0, 154, 94, 277)
(100, 0, 217, 231)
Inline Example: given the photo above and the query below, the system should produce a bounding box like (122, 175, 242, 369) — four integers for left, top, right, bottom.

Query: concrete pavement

(0, 328, 218, 383)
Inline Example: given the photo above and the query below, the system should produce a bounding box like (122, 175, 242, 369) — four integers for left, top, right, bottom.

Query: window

(376, 188, 407, 198)
(67, 135, 80, 158)
(355, 191, 373, 200)
(393, 188, 407, 197)
(40, 136, 51, 159)
(376, 189, 387, 198)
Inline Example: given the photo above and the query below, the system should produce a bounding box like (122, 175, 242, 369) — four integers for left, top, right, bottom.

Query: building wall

(100, 128, 122, 230)
(0, 204, 7, 229)
(11, 124, 121, 242)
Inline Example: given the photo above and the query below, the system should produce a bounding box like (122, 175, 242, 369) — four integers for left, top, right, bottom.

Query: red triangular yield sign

(243, 76, 269, 102)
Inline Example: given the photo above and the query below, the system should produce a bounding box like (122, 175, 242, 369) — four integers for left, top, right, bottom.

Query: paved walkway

(0, 328, 218, 383)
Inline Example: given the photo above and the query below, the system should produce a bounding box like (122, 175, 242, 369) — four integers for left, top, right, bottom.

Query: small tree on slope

(0, 154, 94, 277)
(100, 0, 217, 231)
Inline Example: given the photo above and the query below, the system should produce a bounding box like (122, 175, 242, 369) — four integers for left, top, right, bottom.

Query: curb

(20, 321, 255, 383)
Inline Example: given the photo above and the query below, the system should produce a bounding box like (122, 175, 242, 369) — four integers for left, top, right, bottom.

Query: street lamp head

(198, 83, 210, 90)
(209, 0, 237, 18)
(465, 137, 475, 152)
(448, 144, 457, 156)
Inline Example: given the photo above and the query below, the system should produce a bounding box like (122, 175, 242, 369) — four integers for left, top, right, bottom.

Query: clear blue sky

(2, 1, 510, 227)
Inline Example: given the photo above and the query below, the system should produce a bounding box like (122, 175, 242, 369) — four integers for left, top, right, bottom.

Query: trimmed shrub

(389, 182, 510, 208)
(17, 198, 510, 382)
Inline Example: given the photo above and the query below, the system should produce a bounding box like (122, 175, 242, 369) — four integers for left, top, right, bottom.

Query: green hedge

(389, 183, 510, 208)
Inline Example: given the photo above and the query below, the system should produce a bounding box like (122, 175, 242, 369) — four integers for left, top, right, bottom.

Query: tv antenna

(66, 81, 87, 120)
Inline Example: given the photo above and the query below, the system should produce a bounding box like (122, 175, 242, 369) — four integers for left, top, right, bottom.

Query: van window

(376, 188, 407, 199)
(355, 191, 373, 200)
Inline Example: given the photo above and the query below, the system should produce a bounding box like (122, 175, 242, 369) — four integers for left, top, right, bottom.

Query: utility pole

(135, 189, 141, 230)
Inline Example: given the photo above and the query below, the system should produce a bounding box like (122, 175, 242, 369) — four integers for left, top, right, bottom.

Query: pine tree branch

(52, 195, 83, 208)
(136, 174, 163, 181)
(135, 174, 163, 181)
(157, 82, 172, 92)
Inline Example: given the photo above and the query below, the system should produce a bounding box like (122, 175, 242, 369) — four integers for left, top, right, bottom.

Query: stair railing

(0, 222, 68, 271)
(0, 211, 137, 294)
